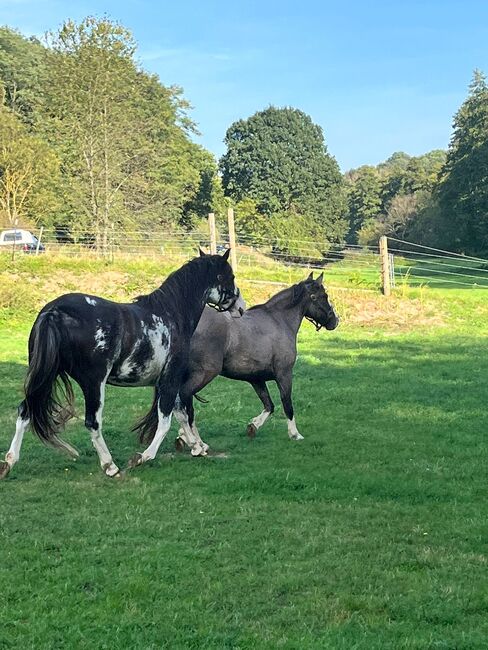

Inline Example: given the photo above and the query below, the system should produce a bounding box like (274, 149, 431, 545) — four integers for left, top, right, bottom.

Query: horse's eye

(217, 274, 223, 282)
(310, 294, 316, 301)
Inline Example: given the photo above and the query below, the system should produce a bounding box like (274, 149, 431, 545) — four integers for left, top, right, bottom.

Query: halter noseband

(207, 287, 238, 312)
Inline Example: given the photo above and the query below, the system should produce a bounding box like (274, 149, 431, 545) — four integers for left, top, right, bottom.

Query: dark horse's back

(31, 292, 172, 388)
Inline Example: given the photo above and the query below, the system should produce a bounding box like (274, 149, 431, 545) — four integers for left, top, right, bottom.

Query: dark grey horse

(174, 273, 339, 452)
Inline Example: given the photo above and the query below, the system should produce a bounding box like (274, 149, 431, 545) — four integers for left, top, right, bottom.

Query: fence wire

(3, 225, 488, 291)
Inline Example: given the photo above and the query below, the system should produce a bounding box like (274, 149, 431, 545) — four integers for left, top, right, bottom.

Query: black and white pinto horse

(170, 273, 339, 452)
(0, 250, 243, 479)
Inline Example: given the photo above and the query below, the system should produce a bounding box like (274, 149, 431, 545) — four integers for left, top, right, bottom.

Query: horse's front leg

(127, 360, 184, 468)
(127, 388, 175, 468)
(276, 372, 304, 441)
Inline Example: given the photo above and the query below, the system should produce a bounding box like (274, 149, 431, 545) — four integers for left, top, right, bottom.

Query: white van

(0, 229, 44, 253)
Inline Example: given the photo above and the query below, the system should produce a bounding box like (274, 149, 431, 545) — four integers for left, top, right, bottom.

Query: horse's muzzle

(325, 314, 340, 330)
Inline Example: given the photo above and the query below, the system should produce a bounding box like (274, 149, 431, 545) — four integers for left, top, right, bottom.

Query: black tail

(24, 310, 77, 457)
(132, 387, 159, 444)
(194, 393, 208, 404)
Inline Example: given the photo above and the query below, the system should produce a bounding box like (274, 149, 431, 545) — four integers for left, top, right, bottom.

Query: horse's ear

(199, 247, 207, 257)
(307, 272, 314, 281)
(221, 248, 230, 261)
(316, 272, 324, 285)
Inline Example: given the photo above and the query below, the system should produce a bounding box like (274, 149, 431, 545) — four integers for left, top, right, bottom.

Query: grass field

(0, 256, 488, 649)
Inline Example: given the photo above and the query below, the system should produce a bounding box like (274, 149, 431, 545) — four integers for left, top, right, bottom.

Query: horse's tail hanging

(132, 387, 159, 444)
(24, 310, 77, 457)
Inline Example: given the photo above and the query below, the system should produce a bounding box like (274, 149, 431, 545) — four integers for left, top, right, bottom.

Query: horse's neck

(271, 301, 305, 338)
(155, 263, 209, 333)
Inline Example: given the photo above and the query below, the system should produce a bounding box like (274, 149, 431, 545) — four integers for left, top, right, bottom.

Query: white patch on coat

(111, 317, 171, 386)
(207, 287, 222, 304)
(94, 327, 107, 351)
(144, 319, 171, 380)
(85, 296, 97, 306)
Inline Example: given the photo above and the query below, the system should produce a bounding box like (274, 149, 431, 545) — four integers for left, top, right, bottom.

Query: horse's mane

(134, 257, 213, 312)
(248, 282, 307, 312)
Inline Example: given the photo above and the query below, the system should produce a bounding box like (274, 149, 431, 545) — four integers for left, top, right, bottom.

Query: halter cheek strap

(305, 316, 323, 331)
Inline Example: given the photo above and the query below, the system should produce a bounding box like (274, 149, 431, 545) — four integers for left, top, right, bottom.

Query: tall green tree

(0, 106, 60, 227)
(0, 27, 47, 126)
(437, 70, 488, 253)
(220, 106, 347, 247)
(345, 165, 382, 242)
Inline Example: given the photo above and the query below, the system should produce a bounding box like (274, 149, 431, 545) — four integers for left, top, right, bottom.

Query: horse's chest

(109, 320, 171, 387)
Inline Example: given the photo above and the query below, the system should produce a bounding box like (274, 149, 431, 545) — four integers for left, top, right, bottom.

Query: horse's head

(200, 248, 244, 316)
(300, 272, 339, 331)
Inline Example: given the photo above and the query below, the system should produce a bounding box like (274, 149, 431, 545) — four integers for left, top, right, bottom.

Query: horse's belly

(222, 356, 273, 382)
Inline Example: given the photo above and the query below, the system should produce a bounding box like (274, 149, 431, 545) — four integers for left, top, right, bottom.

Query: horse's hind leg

(173, 396, 206, 457)
(247, 381, 275, 438)
(80, 377, 120, 478)
(0, 401, 29, 479)
(176, 370, 218, 454)
(276, 372, 304, 441)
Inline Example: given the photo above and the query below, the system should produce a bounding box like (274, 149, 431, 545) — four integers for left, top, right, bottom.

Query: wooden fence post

(227, 207, 237, 269)
(36, 226, 44, 255)
(208, 212, 217, 254)
(379, 235, 391, 296)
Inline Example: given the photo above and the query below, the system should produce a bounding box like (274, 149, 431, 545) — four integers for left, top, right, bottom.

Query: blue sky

(2, 0, 487, 170)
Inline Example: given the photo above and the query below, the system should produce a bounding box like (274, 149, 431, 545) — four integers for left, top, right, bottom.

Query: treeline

(1, 18, 487, 255)
(346, 71, 488, 256)
(0, 18, 225, 247)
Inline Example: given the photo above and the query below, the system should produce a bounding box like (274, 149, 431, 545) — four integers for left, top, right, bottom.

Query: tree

(220, 106, 347, 247)
(345, 165, 383, 242)
(437, 70, 488, 253)
(40, 18, 209, 246)
(0, 27, 47, 125)
(0, 106, 60, 227)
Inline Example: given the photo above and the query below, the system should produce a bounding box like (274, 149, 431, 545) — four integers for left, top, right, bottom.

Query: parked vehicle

(0, 229, 45, 254)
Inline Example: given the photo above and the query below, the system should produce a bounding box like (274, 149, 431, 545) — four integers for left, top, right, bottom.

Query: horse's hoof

(247, 423, 257, 438)
(103, 462, 121, 478)
(175, 437, 186, 452)
(191, 443, 206, 457)
(126, 453, 143, 469)
(0, 461, 11, 480)
(290, 433, 304, 441)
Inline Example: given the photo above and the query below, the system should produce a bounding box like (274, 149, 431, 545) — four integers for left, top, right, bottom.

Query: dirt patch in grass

(334, 291, 446, 331)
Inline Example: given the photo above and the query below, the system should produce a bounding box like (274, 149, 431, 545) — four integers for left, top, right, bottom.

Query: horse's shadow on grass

(1, 331, 487, 481)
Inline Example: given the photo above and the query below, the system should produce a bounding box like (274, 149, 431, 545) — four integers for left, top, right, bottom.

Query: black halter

(207, 287, 238, 312)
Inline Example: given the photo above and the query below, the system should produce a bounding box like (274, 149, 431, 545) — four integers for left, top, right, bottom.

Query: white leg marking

(251, 409, 272, 431)
(287, 417, 304, 441)
(5, 415, 30, 467)
(141, 407, 172, 461)
(173, 409, 205, 456)
(191, 423, 209, 453)
(89, 379, 120, 476)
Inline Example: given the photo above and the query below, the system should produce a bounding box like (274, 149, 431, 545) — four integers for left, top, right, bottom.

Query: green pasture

(0, 257, 487, 649)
